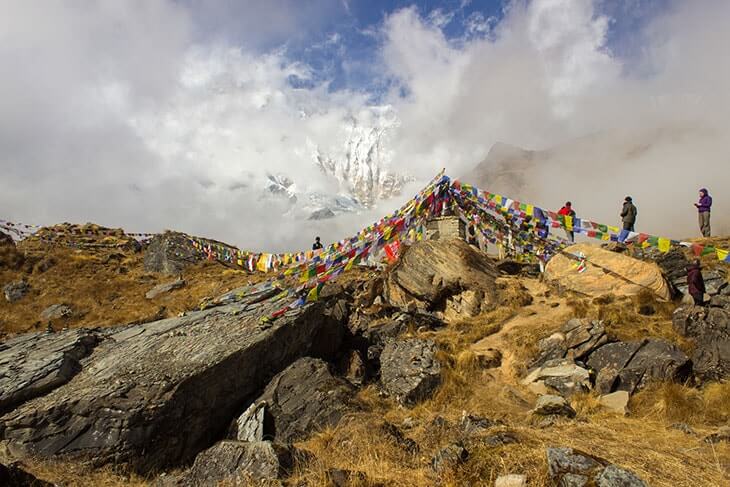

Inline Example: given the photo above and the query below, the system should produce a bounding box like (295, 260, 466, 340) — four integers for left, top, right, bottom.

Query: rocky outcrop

(146, 278, 186, 299)
(253, 357, 355, 443)
(171, 440, 294, 486)
(673, 305, 730, 380)
(144, 232, 204, 275)
(546, 447, 647, 486)
(586, 338, 690, 393)
(380, 338, 441, 405)
(384, 239, 498, 319)
(3, 281, 29, 303)
(0, 329, 99, 415)
(0, 295, 347, 473)
(532, 319, 609, 367)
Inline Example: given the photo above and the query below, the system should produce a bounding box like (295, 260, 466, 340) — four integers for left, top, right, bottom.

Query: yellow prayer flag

(526, 204, 534, 216)
(717, 248, 729, 261)
(658, 238, 671, 253)
(256, 254, 267, 272)
(564, 216, 573, 230)
(608, 226, 619, 233)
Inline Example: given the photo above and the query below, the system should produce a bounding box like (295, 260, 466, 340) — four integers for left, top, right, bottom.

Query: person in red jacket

(558, 201, 576, 242)
(687, 260, 706, 305)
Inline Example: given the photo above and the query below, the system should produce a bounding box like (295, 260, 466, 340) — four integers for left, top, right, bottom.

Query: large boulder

(546, 447, 647, 486)
(172, 440, 294, 486)
(144, 231, 204, 275)
(673, 305, 730, 380)
(380, 338, 441, 405)
(0, 329, 100, 415)
(586, 338, 690, 393)
(545, 243, 671, 300)
(383, 239, 498, 319)
(252, 357, 356, 443)
(0, 295, 347, 473)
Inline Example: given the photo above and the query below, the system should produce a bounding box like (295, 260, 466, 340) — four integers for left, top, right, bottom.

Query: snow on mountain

(262, 106, 411, 220)
(309, 106, 412, 208)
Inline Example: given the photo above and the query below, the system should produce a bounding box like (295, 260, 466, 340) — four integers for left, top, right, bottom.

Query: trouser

(699, 212, 711, 237)
(691, 293, 704, 306)
(623, 222, 634, 232)
(565, 230, 574, 242)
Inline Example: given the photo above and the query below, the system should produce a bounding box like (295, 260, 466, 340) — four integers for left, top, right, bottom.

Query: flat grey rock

(0, 296, 347, 473)
(380, 338, 441, 405)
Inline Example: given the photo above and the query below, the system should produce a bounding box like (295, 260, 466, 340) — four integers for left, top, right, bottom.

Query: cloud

(1, 0, 729, 253)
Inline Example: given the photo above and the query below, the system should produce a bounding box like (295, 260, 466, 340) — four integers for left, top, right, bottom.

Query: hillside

(1, 174, 730, 487)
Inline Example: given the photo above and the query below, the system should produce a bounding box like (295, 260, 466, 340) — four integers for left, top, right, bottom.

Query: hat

(625, 196, 632, 202)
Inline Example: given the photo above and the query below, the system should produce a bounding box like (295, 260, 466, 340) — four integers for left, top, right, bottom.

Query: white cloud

(1, 0, 729, 252)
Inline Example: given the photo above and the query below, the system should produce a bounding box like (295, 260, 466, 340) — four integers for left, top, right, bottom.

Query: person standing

(687, 260, 706, 305)
(558, 202, 576, 242)
(695, 188, 712, 237)
(312, 236, 323, 251)
(620, 196, 637, 232)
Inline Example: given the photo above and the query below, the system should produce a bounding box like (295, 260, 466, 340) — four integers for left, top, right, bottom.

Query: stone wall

(426, 216, 465, 241)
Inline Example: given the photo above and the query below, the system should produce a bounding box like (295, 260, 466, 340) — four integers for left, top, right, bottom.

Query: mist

(1, 0, 728, 251)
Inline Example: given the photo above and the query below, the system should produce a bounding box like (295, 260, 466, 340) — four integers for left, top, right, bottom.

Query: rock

(522, 359, 591, 398)
(474, 348, 502, 369)
(383, 239, 498, 319)
(495, 474, 527, 487)
(532, 319, 609, 368)
(380, 338, 441, 405)
(340, 349, 366, 386)
(673, 306, 730, 380)
(704, 426, 730, 444)
(669, 423, 695, 435)
(0, 297, 347, 473)
(146, 278, 186, 299)
(327, 468, 368, 486)
(594, 367, 620, 395)
(144, 231, 204, 275)
(598, 391, 629, 415)
(254, 357, 355, 443)
(546, 447, 647, 487)
(39, 304, 72, 321)
(481, 431, 520, 447)
(709, 295, 730, 308)
(431, 443, 468, 473)
(586, 339, 690, 393)
(533, 395, 576, 418)
(230, 402, 267, 442)
(3, 280, 30, 303)
(0, 461, 53, 487)
(381, 421, 419, 453)
(459, 413, 497, 436)
(0, 329, 100, 415)
(654, 248, 689, 296)
(174, 440, 293, 486)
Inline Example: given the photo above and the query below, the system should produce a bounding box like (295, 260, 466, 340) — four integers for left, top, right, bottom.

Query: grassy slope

(3, 236, 729, 486)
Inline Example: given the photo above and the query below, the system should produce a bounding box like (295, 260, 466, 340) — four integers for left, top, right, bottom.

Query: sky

(1, 0, 728, 251)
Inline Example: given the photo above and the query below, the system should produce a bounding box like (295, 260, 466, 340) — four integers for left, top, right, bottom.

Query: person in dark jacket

(620, 196, 637, 232)
(687, 260, 706, 305)
(558, 202, 576, 242)
(695, 188, 712, 237)
(312, 236, 323, 251)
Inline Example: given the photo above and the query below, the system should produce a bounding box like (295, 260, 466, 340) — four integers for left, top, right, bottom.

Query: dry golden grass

(20, 459, 149, 487)
(0, 243, 271, 337)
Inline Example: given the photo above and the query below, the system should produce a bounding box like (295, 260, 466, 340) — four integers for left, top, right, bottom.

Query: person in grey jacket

(620, 196, 637, 232)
